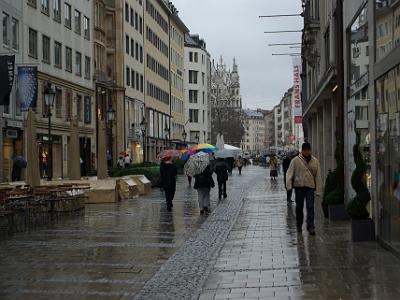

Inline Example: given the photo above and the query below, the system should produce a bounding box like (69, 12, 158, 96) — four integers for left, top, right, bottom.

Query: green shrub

(323, 144, 344, 205)
(110, 166, 160, 181)
(347, 131, 371, 219)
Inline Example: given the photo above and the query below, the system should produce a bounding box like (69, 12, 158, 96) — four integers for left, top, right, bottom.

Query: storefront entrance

(2, 129, 23, 182)
(37, 134, 63, 180)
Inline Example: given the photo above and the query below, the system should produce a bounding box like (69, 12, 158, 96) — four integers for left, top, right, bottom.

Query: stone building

(0, 0, 23, 182)
(22, 0, 95, 179)
(184, 34, 211, 144)
(241, 109, 265, 154)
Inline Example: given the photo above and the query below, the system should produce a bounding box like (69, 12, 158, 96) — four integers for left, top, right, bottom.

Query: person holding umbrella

(185, 152, 215, 214)
(160, 155, 178, 211)
(215, 157, 229, 199)
(11, 154, 27, 182)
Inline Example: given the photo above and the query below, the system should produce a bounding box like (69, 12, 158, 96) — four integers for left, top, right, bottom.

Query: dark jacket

(160, 162, 178, 189)
(282, 157, 292, 174)
(194, 166, 215, 189)
(215, 160, 229, 182)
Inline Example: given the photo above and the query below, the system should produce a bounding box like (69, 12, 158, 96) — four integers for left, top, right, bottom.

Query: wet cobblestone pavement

(2, 166, 400, 300)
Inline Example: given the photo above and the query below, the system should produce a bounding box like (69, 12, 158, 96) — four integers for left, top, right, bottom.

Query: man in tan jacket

(286, 142, 323, 235)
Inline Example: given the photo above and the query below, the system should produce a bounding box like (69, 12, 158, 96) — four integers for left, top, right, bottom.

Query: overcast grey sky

(172, 0, 303, 110)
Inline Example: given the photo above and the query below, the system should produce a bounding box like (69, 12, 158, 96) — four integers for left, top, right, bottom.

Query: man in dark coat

(215, 158, 229, 199)
(160, 157, 178, 211)
(194, 165, 215, 214)
(11, 155, 27, 182)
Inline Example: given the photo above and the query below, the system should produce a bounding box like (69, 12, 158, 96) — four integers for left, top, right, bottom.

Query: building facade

(22, 0, 95, 179)
(0, 0, 23, 182)
(123, 0, 145, 163)
(241, 109, 265, 153)
(258, 109, 275, 150)
(184, 34, 211, 144)
(168, 6, 188, 147)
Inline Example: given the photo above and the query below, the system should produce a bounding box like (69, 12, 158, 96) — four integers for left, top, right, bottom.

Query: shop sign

(84, 96, 91, 124)
(6, 119, 23, 128)
(6, 129, 18, 139)
(292, 57, 303, 124)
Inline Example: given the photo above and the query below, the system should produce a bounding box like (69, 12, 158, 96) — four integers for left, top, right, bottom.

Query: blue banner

(18, 66, 38, 112)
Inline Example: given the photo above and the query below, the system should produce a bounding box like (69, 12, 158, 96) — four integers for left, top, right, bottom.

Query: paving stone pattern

(199, 171, 400, 300)
(133, 168, 256, 300)
(0, 174, 227, 300)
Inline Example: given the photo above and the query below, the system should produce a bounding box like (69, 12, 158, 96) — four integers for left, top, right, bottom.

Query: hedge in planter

(322, 145, 345, 220)
(347, 131, 375, 241)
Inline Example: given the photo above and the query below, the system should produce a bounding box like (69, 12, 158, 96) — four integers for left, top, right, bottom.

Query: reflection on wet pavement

(0, 174, 224, 300)
(200, 169, 400, 300)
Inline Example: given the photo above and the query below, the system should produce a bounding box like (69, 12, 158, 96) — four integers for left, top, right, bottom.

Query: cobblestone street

(1, 166, 400, 299)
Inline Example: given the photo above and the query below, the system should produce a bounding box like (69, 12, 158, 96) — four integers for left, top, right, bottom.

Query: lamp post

(44, 82, 56, 180)
(140, 117, 147, 162)
(106, 107, 115, 167)
(182, 129, 187, 143)
(164, 123, 170, 149)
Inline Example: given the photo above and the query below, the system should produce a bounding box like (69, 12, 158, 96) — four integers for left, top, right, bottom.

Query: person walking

(215, 158, 229, 199)
(286, 142, 323, 235)
(236, 156, 244, 175)
(11, 155, 27, 182)
(269, 155, 278, 180)
(160, 157, 178, 211)
(194, 165, 215, 214)
(282, 153, 295, 204)
(124, 154, 132, 168)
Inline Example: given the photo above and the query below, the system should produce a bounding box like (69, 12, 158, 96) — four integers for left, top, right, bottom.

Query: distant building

(184, 34, 211, 144)
(257, 109, 275, 149)
(241, 109, 265, 154)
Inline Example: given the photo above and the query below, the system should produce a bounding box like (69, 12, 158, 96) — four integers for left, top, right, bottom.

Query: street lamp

(164, 123, 170, 148)
(140, 117, 147, 162)
(107, 107, 115, 167)
(44, 81, 56, 180)
(182, 129, 187, 142)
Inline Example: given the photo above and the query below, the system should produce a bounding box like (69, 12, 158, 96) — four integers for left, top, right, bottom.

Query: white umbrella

(215, 149, 235, 158)
(184, 152, 210, 177)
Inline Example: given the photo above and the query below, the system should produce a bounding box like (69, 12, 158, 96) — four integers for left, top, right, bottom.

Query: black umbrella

(12, 155, 27, 168)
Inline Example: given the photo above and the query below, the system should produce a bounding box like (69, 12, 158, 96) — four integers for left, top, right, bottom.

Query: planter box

(328, 204, 348, 221)
(351, 218, 375, 242)
(321, 203, 329, 218)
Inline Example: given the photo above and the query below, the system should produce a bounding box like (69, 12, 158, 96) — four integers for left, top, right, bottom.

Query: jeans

(295, 187, 315, 230)
(164, 188, 175, 208)
(197, 188, 210, 209)
(218, 181, 227, 198)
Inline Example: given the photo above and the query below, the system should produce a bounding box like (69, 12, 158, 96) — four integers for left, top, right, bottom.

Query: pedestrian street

(1, 166, 400, 300)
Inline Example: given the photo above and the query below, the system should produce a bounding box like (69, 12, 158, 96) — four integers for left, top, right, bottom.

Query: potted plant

(323, 145, 347, 221)
(347, 131, 375, 241)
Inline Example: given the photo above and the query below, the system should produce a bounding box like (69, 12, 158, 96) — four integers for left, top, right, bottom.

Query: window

(131, 69, 135, 88)
(28, 0, 37, 7)
(194, 52, 198, 62)
(189, 52, 193, 62)
(28, 28, 38, 58)
(202, 54, 204, 64)
(130, 38, 134, 57)
(84, 56, 90, 79)
(65, 47, 72, 72)
(65, 90, 72, 120)
(76, 94, 82, 121)
(83, 16, 90, 39)
(189, 70, 198, 84)
(126, 66, 130, 86)
(11, 18, 18, 50)
(64, 3, 71, 28)
(135, 12, 138, 30)
(125, 2, 129, 22)
(140, 75, 143, 92)
(42, 35, 50, 63)
(54, 41, 62, 68)
(203, 91, 205, 104)
(202, 72, 205, 86)
(2, 13, 9, 46)
(139, 16, 142, 34)
(136, 73, 139, 90)
(189, 90, 198, 103)
(130, 8, 134, 26)
(140, 46, 143, 63)
(41, 0, 49, 15)
(125, 34, 129, 54)
(75, 52, 82, 76)
(135, 42, 139, 60)
(53, 0, 61, 22)
(74, 10, 81, 34)
(189, 109, 199, 123)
